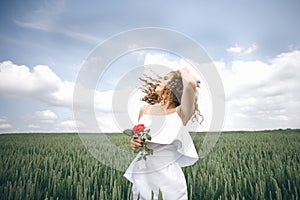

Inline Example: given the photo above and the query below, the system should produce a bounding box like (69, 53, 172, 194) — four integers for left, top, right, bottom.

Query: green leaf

(133, 148, 140, 153)
(158, 189, 163, 200)
(146, 133, 152, 140)
(144, 129, 150, 134)
(123, 129, 134, 136)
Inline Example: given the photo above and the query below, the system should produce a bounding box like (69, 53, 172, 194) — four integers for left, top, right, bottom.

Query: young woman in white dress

(124, 68, 203, 200)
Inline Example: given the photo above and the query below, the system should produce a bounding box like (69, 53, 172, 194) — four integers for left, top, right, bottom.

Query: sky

(0, 0, 299, 133)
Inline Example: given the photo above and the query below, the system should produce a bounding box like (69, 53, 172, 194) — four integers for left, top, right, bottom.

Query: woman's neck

(157, 102, 176, 111)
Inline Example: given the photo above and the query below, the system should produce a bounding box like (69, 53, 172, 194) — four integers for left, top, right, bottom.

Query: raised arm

(178, 68, 197, 126)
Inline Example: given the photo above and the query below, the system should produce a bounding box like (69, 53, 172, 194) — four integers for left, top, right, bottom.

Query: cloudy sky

(0, 0, 299, 133)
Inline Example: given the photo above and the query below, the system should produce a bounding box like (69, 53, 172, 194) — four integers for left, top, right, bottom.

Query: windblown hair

(139, 70, 203, 124)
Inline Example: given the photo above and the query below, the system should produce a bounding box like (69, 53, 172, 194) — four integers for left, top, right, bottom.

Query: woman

(124, 68, 202, 200)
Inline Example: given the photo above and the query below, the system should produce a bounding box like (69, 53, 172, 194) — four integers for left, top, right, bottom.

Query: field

(0, 129, 299, 200)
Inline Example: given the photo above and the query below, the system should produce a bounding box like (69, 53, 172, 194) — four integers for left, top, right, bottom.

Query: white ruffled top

(124, 108, 199, 181)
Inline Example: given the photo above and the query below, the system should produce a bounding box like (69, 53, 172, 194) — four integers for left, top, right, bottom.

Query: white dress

(124, 108, 199, 200)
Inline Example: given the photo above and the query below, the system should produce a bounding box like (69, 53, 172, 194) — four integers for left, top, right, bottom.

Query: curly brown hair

(139, 70, 203, 124)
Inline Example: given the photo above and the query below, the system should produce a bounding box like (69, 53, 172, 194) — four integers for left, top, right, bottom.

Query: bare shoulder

(140, 105, 147, 114)
(138, 105, 148, 121)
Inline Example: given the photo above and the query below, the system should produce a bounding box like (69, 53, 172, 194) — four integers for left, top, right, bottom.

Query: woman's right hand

(130, 137, 143, 149)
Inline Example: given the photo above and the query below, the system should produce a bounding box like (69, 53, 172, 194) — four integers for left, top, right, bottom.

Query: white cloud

(226, 45, 243, 54)
(20, 110, 58, 129)
(144, 53, 180, 69)
(0, 61, 135, 132)
(96, 114, 120, 132)
(57, 120, 86, 132)
(227, 43, 257, 55)
(0, 61, 74, 107)
(94, 90, 114, 113)
(217, 50, 300, 130)
(0, 116, 7, 123)
(28, 124, 40, 129)
(0, 124, 12, 129)
(0, 123, 12, 129)
(244, 43, 257, 54)
(0, 116, 12, 130)
(1, 50, 300, 132)
(35, 110, 58, 120)
(59, 120, 76, 130)
(0, 61, 123, 112)
(34, 110, 58, 123)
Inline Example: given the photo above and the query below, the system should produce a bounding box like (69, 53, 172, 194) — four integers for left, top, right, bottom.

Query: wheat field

(0, 129, 299, 199)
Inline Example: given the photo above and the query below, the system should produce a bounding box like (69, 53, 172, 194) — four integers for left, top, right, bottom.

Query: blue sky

(0, 0, 300, 132)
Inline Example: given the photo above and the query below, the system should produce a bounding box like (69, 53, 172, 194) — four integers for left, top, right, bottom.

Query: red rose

(132, 124, 146, 134)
